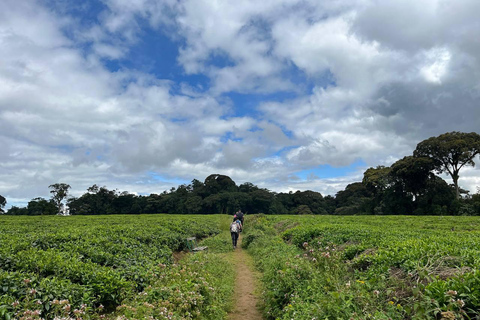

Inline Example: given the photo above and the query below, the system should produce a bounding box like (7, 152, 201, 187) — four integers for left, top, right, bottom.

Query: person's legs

(231, 232, 237, 248)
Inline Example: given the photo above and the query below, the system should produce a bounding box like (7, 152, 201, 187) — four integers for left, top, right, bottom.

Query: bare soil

(228, 236, 263, 320)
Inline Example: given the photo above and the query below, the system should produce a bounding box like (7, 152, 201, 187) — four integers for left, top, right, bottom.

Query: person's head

(233, 217, 238, 222)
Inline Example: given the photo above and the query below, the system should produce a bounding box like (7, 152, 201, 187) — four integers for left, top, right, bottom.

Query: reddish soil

(228, 236, 263, 320)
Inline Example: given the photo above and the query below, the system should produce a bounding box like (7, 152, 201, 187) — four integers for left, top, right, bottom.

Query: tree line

(2, 131, 480, 216)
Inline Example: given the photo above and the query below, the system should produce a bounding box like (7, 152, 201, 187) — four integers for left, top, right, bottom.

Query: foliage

(414, 131, 480, 199)
(0, 214, 232, 319)
(48, 183, 71, 214)
(0, 195, 5, 213)
(116, 252, 235, 320)
(245, 215, 480, 320)
(5, 198, 57, 216)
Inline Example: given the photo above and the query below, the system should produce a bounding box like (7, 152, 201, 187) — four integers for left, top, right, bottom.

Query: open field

(2, 214, 480, 320)
(0, 215, 236, 320)
(244, 215, 480, 319)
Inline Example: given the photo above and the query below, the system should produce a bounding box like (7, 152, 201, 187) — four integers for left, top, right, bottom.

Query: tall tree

(389, 156, 435, 200)
(414, 132, 480, 199)
(0, 195, 6, 213)
(49, 183, 71, 214)
(27, 197, 58, 215)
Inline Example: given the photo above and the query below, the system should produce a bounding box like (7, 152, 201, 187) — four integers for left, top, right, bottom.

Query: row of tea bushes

(0, 214, 233, 319)
(244, 215, 480, 319)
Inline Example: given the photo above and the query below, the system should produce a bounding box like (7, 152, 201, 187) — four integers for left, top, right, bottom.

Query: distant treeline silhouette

(3, 131, 480, 216)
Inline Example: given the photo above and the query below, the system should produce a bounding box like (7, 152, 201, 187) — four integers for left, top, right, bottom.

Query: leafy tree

(414, 131, 480, 199)
(6, 206, 29, 215)
(389, 156, 435, 200)
(335, 182, 373, 214)
(184, 196, 203, 214)
(27, 197, 57, 215)
(68, 185, 119, 215)
(296, 204, 313, 215)
(49, 183, 71, 214)
(291, 190, 326, 214)
(269, 198, 288, 214)
(251, 189, 274, 214)
(0, 195, 6, 213)
(239, 182, 258, 193)
(414, 176, 455, 215)
(362, 166, 391, 194)
(204, 174, 237, 195)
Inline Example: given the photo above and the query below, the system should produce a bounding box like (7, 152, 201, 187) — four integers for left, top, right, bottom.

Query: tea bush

(0, 214, 231, 319)
(245, 215, 480, 319)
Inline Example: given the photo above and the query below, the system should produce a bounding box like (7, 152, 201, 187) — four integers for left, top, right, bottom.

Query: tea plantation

(0, 215, 235, 320)
(2, 214, 480, 319)
(243, 215, 480, 319)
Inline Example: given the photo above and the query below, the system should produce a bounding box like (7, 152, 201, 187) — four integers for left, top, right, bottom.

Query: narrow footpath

(228, 236, 263, 320)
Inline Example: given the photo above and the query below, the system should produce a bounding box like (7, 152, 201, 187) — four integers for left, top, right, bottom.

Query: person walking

(230, 217, 242, 249)
(235, 210, 244, 228)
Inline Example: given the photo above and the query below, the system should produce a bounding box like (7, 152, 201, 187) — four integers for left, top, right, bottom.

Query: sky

(1, 0, 480, 209)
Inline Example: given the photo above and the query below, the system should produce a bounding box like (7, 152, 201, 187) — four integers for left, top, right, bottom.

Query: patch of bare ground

(434, 266, 471, 280)
(228, 236, 263, 320)
(172, 251, 187, 263)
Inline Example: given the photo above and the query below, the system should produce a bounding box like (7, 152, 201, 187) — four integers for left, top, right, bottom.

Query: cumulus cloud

(1, 0, 480, 207)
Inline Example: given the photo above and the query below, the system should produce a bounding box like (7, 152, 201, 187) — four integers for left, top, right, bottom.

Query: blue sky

(1, 0, 480, 209)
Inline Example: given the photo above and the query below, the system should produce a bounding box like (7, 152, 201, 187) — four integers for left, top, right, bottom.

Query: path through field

(228, 235, 263, 320)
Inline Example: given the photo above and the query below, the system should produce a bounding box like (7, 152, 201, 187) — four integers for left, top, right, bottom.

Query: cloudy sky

(1, 0, 480, 208)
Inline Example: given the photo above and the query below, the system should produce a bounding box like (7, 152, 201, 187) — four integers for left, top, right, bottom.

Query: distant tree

(6, 206, 29, 215)
(0, 195, 6, 213)
(49, 183, 71, 214)
(414, 132, 480, 199)
(190, 179, 207, 198)
(27, 197, 57, 215)
(250, 189, 274, 214)
(275, 192, 294, 213)
(87, 184, 100, 194)
(291, 190, 325, 214)
(336, 182, 372, 213)
(184, 196, 203, 214)
(269, 198, 288, 214)
(204, 174, 237, 195)
(296, 204, 313, 215)
(414, 176, 455, 215)
(239, 182, 258, 193)
(362, 166, 391, 195)
(389, 156, 435, 200)
(203, 193, 237, 214)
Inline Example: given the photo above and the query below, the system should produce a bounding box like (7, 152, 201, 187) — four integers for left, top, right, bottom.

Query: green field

(244, 215, 480, 319)
(0, 215, 235, 320)
(1, 214, 480, 319)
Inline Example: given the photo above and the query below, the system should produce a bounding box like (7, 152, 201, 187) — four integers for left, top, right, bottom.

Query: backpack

(236, 220, 243, 231)
(230, 221, 239, 233)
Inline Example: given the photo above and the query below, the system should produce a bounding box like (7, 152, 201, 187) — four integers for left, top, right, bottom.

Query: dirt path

(228, 236, 263, 320)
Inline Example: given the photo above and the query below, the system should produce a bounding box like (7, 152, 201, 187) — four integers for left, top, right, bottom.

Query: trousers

(231, 232, 239, 247)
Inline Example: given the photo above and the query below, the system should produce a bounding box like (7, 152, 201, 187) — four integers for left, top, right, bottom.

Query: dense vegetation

(0, 215, 235, 320)
(3, 213, 480, 319)
(2, 131, 480, 216)
(244, 215, 480, 319)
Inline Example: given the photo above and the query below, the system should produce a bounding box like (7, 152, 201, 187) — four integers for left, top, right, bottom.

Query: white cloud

(420, 47, 451, 84)
(2, 0, 480, 208)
